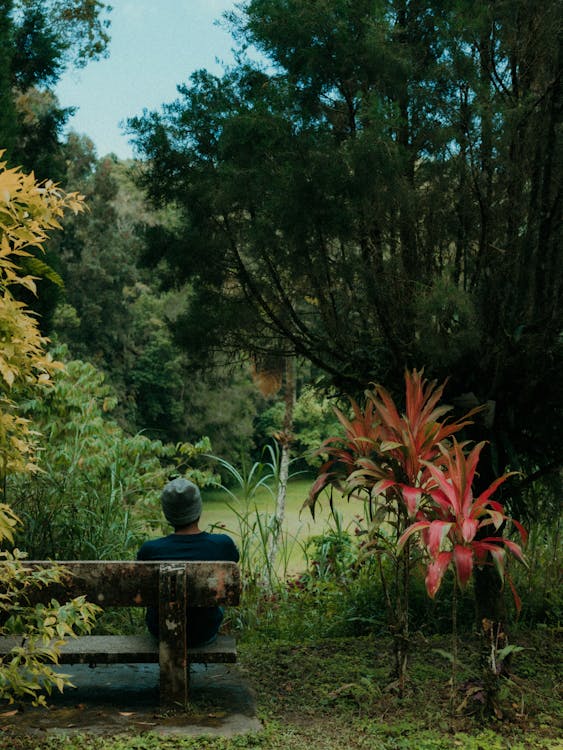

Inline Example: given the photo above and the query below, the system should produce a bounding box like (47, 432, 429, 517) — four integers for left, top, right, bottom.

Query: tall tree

(0, 1, 17, 157)
(0, 0, 111, 178)
(129, 0, 562, 522)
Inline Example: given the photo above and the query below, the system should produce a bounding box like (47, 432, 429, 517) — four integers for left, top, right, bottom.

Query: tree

(0, 0, 111, 178)
(129, 0, 561, 522)
(48, 147, 264, 450)
(0, 1, 17, 157)
(13, 0, 111, 70)
(129, 0, 562, 660)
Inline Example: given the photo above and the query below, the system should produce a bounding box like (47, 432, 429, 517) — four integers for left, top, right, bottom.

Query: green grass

(200, 478, 366, 573)
(3, 630, 562, 750)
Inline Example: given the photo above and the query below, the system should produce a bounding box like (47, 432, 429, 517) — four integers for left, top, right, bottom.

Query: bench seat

(0, 560, 241, 706)
(0, 634, 237, 665)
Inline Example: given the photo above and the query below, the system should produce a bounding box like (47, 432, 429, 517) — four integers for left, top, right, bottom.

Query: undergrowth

(3, 630, 561, 750)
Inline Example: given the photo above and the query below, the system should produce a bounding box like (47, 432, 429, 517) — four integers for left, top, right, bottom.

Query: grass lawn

(200, 477, 367, 574)
(4, 629, 561, 749)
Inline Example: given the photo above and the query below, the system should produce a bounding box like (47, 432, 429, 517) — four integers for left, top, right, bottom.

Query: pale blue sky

(55, 0, 239, 160)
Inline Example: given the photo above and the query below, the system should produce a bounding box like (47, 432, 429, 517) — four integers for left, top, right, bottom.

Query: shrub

(0, 156, 100, 704)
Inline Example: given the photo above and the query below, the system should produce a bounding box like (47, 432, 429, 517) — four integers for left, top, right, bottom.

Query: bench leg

(159, 563, 188, 706)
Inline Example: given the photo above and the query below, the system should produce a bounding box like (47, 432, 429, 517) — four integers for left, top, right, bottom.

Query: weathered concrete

(0, 662, 262, 740)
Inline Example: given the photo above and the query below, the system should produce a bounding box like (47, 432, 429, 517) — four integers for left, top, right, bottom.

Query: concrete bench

(0, 560, 241, 706)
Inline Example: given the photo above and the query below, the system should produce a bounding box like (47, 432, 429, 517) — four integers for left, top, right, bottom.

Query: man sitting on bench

(137, 478, 239, 647)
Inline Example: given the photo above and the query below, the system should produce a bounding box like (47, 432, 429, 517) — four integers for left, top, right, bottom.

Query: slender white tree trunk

(266, 356, 296, 584)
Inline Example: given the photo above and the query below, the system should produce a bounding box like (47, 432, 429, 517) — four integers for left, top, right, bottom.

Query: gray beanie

(161, 478, 202, 527)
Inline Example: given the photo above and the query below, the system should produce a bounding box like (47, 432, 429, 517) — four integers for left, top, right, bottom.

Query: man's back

(138, 531, 239, 563)
(138, 530, 239, 645)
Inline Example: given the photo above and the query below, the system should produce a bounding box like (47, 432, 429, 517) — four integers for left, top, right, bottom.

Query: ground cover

(3, 629, 561, 750)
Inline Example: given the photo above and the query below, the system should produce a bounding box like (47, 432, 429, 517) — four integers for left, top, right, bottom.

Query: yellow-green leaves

(0, 155, 84, 483)
(0, 158, 98, 706)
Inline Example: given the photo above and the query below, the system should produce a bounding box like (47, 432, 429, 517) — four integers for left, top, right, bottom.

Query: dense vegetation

(129, 0, 562, 506)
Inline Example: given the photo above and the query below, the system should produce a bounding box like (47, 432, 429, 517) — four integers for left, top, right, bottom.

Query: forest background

(0, 0, 561, 744)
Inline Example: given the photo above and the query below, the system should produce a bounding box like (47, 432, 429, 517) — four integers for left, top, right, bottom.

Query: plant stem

(450, 575, 458, 718)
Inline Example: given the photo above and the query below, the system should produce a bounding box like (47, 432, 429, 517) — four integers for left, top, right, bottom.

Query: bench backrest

(1, 560, 241, 608)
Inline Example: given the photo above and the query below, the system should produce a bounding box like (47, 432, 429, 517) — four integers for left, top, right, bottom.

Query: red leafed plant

(307, 369, 528, 702)
(306, 369, 477, 513)
(397, 439, 528, 609)
(306, 370, 479, 692)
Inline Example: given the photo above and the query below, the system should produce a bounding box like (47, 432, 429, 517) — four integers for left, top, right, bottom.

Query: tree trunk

(265, 357, 296, 586)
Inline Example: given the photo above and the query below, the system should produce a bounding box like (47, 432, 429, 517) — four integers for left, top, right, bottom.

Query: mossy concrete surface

(0, 662, 262, 739)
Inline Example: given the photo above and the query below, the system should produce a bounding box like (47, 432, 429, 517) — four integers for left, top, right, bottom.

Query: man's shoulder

(137, 535, 170, 559)
(204, 530, 236, 545)
(201, 531, 239, 560)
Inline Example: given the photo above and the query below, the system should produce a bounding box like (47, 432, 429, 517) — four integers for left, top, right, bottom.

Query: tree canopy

(130, 0, 562, 493)
(0, 0, 111, 178)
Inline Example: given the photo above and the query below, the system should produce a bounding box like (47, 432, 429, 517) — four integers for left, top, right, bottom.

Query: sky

(55, 0, 239, 160)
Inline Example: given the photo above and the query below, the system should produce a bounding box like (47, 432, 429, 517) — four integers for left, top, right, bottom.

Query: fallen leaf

(0, 711, 18, 717)
(118, 711, 135, 717)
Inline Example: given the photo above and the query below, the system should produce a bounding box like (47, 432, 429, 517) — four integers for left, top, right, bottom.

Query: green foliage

(0, 0, 111, 175)
(0, 154, 84, 482)
(255, 385, 342, 470)
(50, 150, 264, 454)
(9, 352, 215, 559)
(130, 0, 563, 534)
(0, 551, 100, 706)
(0, 158, 100, 706)
(206, 446, 310, 592)
(0, 625, 561, 746)
(0, 3, 17, 157)
(303, 511, 358, 583)
(512, 515, 562, 627)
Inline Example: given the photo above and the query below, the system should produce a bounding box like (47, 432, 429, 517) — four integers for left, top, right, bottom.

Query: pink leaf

(453, 545, 473, 588)
(511, 518, 528, 545)
(459, 442, 486, 516)
(427, 488, 452, 515)
(425, 551, 452, 598)
(507, 574, 522, 614)
(500, 538, 527, 563)
(426, 520, 453, 558)
(488, 546, 506, 582)
(372, 478, 397, 495)
(400, 485, 422, 517)
(473, 541, 492, 565)
(423, 462, 460, 512)
(461, 517, 478, 543)
(397, 520, 430, 554)
(488, 509, 506, 530)
(472, 472, 515, 511)
(479, 537, 526, 564)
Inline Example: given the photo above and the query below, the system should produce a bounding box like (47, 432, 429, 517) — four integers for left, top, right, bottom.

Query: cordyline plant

(396, 439, 527, 715)
(397, 439, 527, 607)
(306, 369, 478, 692)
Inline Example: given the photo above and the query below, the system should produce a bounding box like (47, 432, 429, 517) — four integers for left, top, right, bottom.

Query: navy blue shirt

(137, 531, 239, 646)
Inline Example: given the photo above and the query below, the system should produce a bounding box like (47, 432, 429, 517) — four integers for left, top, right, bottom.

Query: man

(137, 477, 239, 646)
